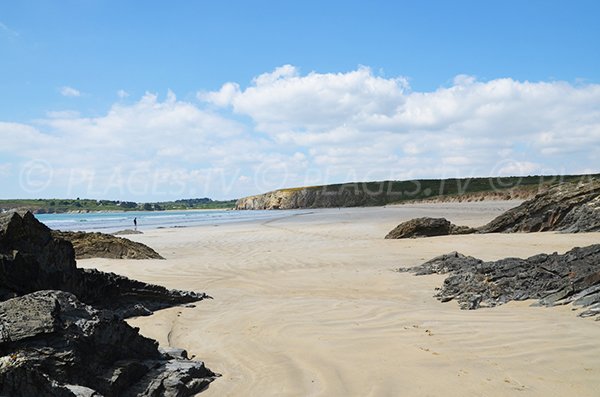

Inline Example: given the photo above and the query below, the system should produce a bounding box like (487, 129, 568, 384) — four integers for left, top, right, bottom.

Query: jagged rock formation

(402, 245, 600, 318)
(0, 211, 217, 394)
(478, 178, 600, 233)
(384, 217, 476, 239)
(0, 290, 217, 396)
(0, 212, 202, 314)
(52, 230, 163, 259)
(385, 179, 600, 238)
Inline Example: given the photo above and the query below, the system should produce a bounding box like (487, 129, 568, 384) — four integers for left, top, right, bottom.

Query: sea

(35, 210, 292, 233)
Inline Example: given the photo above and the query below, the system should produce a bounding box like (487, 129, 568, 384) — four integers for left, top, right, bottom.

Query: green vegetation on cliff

(236, 173, 600, 210)
(0, 197, 237, 214)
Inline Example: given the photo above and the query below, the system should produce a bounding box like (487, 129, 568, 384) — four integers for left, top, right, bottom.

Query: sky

(1, 0, 599, 201)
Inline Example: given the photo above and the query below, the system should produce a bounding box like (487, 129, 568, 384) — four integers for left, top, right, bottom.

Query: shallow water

(35, 209, 301, 232)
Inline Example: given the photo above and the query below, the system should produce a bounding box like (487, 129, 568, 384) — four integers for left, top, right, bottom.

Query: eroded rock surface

(0, 212, 205, 315)
(386, 179, 600, 238)
(479, 178, 600, 233)
(0, 290, 217, 397)
(384, 217, 475, 239)
(402, 245, 600, 318)
(52, 230, 163, 259)
(0, 211, 217, 395)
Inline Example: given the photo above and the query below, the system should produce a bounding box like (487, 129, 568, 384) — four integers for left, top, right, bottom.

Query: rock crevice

(0, 211, 217, 396)
(402, 245, 600, 318)
(386, 178, 600, 238)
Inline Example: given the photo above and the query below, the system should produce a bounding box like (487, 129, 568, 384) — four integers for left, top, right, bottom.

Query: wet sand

(81, 201, 600, 397)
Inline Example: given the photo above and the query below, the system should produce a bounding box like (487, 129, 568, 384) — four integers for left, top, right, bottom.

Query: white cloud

(60, 86, 81, 97)
(0, 92, 279, 199)
(204, 65, 409, 135)
(201, 66, 600, 183)
(1, 66, 600, 200)
(117, 89, 129, 98)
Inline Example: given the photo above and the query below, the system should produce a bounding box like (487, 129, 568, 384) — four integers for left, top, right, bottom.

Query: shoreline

(82, 201, 600, 397)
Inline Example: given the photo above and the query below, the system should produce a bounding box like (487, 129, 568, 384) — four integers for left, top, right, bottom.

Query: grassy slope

(270, 173, 600, 205)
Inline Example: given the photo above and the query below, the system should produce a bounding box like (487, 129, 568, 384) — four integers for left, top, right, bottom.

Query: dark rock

(113, 229, 144, 236)
(0, 211, 205, 316)
(0, 211, 217, 394)
(385, 217, 476, 239)
(74, 268, 210, 318)
(404, 244, 600, 317)
(479, 178, 600, 233)
(52, 230, 163, 259)
(0, 291, 218, 397)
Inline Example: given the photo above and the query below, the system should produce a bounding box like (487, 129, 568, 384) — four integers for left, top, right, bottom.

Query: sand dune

(81, 201, 600, 397)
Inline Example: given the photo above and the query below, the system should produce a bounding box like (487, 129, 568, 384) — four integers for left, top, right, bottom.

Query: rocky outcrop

(75, 268, 208, 318)
(402, 245, 600, 318)
(113, 229, 144, 236)
(0, 212, 203, 315)
(0, 290, 218, 396)
(0, 211, 217, 394)
(52, 230, 163, 259)
(479, 178, 600, 233)
(384, 217, 476, 239)
(385, 179, 600, 238)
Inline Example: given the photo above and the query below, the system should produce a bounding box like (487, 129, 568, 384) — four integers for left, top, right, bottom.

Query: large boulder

(0, 211, 218, 394)
(385, 217, 475, 239)
(0, 211, 76, 300)
(402, 244, 600, 317)
(52, 230, 164, 260)
(0, 290, 218, 397)
(0, 211, 204, 315)
(479, 178, 600, 233)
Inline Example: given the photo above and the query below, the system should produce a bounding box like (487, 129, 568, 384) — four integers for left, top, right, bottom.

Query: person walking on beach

(133, 217, 137, 230)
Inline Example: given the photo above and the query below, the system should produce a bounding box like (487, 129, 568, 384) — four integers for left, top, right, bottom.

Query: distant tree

(118, 201, 138, 209)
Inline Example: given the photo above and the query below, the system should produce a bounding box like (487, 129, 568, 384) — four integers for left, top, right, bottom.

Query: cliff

(235, 186, 385, 210)
(235, 175, 598, 210)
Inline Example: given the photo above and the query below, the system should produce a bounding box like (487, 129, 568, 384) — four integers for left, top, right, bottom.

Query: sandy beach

(80, 201, 600, 397)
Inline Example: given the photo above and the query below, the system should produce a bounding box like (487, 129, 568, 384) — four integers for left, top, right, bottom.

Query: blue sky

(1, 0, 599, 200)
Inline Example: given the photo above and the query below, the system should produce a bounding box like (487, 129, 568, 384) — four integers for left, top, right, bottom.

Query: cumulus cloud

(60, 86, 81, 97)
(204, 65, 409, 136)
(117, 89, 129, 98)
(202, 66, 600, 183)
(0, 93, 271, 199)
(1, 66, 599, 200)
